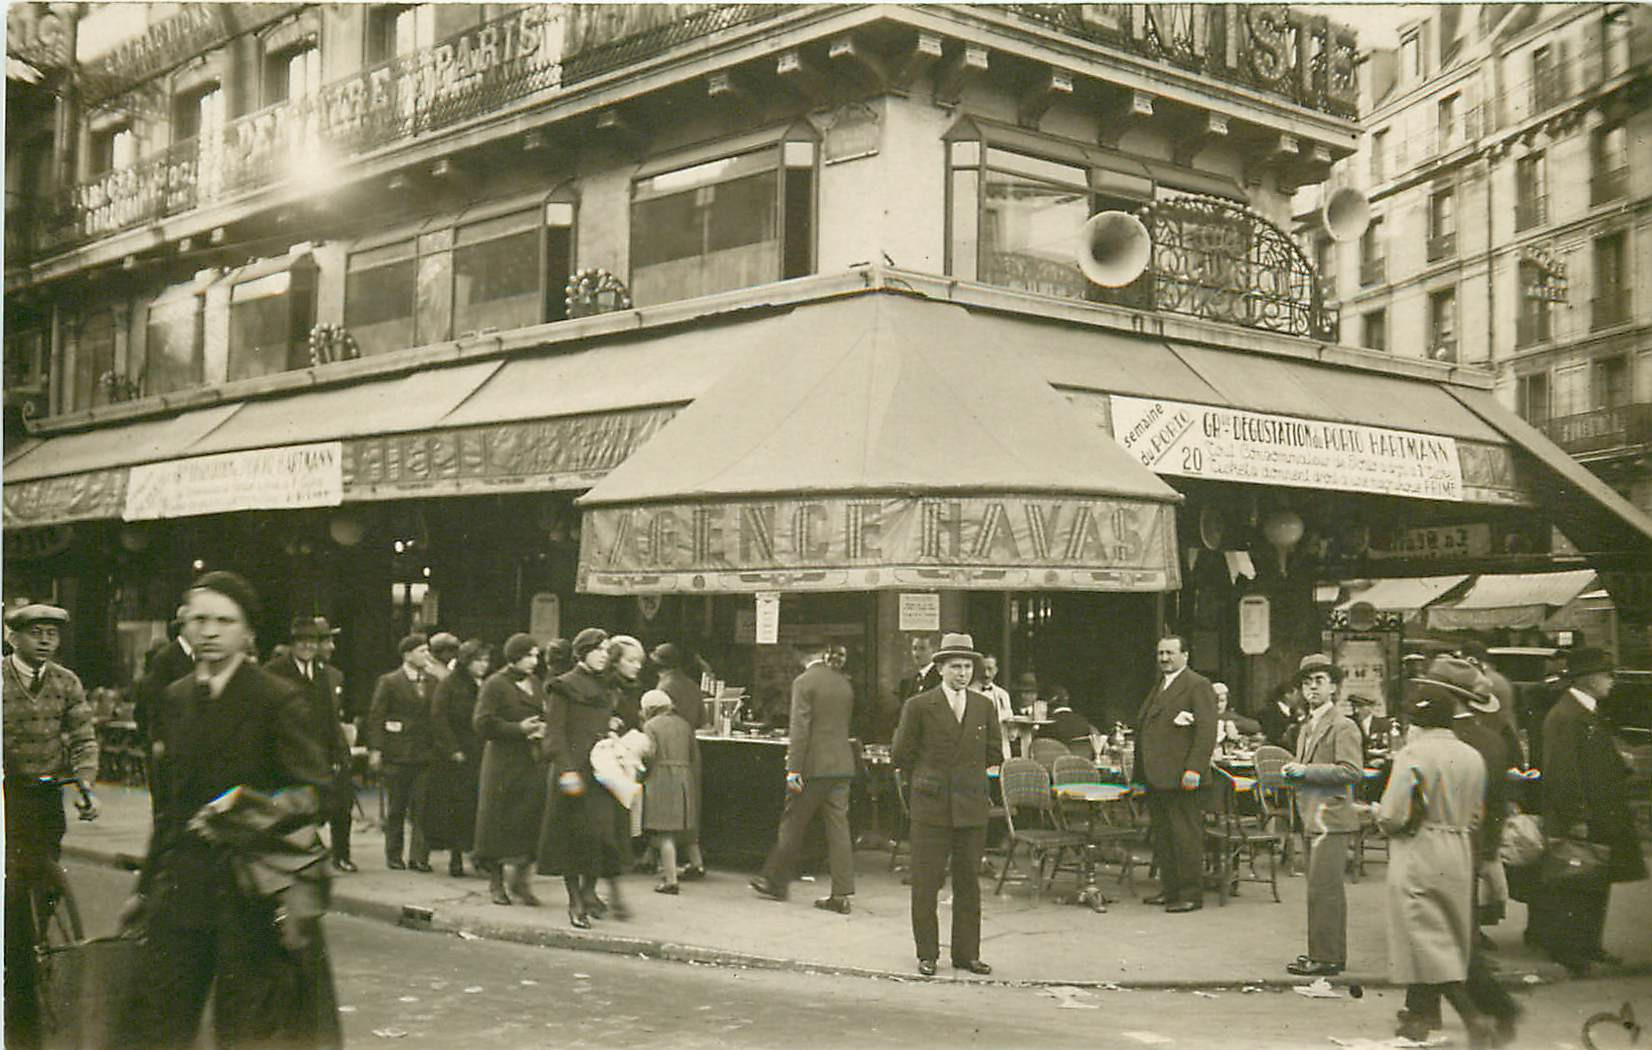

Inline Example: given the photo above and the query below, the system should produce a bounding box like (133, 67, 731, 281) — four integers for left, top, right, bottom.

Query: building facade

(5, 4, 1646, 719)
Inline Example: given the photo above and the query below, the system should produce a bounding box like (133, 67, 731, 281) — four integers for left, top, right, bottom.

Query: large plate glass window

(454, 208, 542, 336)
(630, 128, 817, 307)
(346, 240, 417, 355)
(228, 256, 316, 381)
(70, 308, 117, 411)
(146, 275, 213, 394)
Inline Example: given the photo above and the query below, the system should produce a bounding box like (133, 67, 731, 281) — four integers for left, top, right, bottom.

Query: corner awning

(577, 293, 1183, 593)
(1336, 575, 1471, 615)
(1425, 569, 1597, 632)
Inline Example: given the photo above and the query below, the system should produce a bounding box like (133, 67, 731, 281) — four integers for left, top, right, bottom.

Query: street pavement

(61, 858, 1652, 1049)
(66, 785, 1652, 991)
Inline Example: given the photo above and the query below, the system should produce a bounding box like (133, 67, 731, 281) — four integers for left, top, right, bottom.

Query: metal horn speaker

(1077, 211, 1151, 288)
(1321, 186, 1371, 243)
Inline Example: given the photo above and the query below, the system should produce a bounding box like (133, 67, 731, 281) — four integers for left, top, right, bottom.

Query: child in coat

(640, 690, 697, 893)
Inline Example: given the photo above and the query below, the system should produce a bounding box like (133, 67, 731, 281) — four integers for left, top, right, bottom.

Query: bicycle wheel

(32, 870, 84, 952)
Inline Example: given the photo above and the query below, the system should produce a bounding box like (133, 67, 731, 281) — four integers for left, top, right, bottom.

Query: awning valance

(1337, 575, 1471, 614)
(1425, 569, 1598, 632)
(577, 294, 1182, 593)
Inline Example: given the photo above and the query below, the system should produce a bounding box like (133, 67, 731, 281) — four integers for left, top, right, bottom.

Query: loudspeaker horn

(1077, 211, 1151, 288)
(1321, 186, 1371, 243)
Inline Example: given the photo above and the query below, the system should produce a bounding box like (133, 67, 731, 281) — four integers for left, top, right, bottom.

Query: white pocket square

(1172, 711, 1196, 727)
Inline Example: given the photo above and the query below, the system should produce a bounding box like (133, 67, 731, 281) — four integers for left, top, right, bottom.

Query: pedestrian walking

(651, 642, 708, 879)
(1379, 661, 1494, 1048)
(473, 634, 548, 906)
(608, 634, 647, 732)
(1133, 634, 1218, 913)
(750, 639, 857, 912)
(118, 572, 341, 1050)
(540, 627, 632, 928)
(892, 632, 1001, 976)
(1282, 654, 1363, 977)
(267, 615, 356, 874)
(639, 689, 697, 894)
(368, 634, 437, 871)
(427, 640, 489, 877)
(1527, 647, 1646, 974)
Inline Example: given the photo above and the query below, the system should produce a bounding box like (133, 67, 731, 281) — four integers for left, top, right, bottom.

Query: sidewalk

(65, 785, 1652, 989)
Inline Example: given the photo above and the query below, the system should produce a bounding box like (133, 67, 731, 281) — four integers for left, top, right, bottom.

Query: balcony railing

(996, 5, 1358, 118)
(1543, 403, 1652, 456)
(1360, 256, 1386, 287)
(1426, 232, 1457, 263)
(38, 5, 792, 256)
(1591, 166, 1628, 206)
(1514, 196, 1548, 232)
(1592, 289, 1633, 331)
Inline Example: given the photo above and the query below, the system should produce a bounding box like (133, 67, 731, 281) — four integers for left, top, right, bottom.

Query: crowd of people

(3, 572, 1646, 1049)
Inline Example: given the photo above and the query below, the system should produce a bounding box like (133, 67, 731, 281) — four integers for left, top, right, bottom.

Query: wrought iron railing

(1591, 167, 1628, 206)
(1514, 196, 1548, 232)
(1543, 403, 1652, 456)
(1592, 289, 1633, 331)
(1426, 232, 1456, 263)
(561, 4, 790, 84)
(997, 4, 1358, 118)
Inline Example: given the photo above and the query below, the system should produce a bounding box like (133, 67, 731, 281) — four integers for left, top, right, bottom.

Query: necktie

(950, 690, 965, 723)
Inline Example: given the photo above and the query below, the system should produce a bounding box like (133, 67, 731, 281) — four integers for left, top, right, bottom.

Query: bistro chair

(1052, 755, 1145, 895)
(994, 758, 1087, 899)
(1252, 745, 1299, 870)
(1202, 766, 1284, 905)
(1029, 738, 1069, 772)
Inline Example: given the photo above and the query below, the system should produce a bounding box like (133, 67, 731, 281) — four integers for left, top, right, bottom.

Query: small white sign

(1238, 595, 1271, 656)
(755, 591, 781, 645)
(529, 592, 560, 644)
(898, 592, 941, 632)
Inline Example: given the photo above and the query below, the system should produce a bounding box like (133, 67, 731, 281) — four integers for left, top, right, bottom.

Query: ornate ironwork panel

(1137, 195, 1335, 340)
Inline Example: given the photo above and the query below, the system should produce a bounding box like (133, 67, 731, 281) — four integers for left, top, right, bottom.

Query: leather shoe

(386, 858, 407, 871)
(1286, 959, 1343, 977)
(749, 876, 787, 902)
(655, 882, 680, 895)
(953, 959, 993, 975)
(409, 860, 433, 873)
(333, 859, 358, 874)
(917, 959, 937, 977)
(813, 896, 851, 914)
(1141, 894, 1171, 906)
(679, 865, 706, 882)
(1165, 900, 1203, 913)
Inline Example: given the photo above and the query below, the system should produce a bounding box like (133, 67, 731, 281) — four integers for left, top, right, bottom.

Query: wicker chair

(1252, 745, 1299, 870)
(994, 758, 1088, 898)
(1029, 738, 1069, 772)
(1202, 766, 1284, 904)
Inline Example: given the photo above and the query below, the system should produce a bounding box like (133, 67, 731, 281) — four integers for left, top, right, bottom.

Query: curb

(62, 842, 1647, 992)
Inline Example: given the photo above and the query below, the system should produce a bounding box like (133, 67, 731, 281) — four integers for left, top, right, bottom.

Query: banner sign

(3, 469, 127, 530)
(579, 494, 1179, 594)
(1367, 523, 1492, 561)
(123, 442, 342, 520)
(1109, 395, 1464, 501)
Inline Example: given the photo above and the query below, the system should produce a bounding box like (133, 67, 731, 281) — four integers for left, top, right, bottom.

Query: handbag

(1540, 836, 1611, 884)
(1499, 812, 1545, 869)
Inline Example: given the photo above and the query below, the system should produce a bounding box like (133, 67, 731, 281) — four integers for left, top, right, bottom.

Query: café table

(1052, 782, 1134, 912)
(1002, 714, 1054, 758)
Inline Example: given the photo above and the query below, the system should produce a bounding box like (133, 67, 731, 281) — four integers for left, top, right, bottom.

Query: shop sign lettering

(2, 470, 127, 530)
(123, 442, 342, 520)
(1367, 523, 1492, 560)
(1110, 395, 1464, 501)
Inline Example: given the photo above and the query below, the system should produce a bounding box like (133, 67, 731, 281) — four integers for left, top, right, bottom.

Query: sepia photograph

(2, 2, 1649, 1047)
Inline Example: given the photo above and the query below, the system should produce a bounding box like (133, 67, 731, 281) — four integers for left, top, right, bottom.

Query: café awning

(1425, 569, 1598, 632)
(1336, 575, 1471, 615)
(577, 293, 1183, 594)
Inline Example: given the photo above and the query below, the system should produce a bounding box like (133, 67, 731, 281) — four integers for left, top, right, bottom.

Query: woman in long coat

(538, 627, 630, 928)
(1378, 669, 1492, 1047)
(427, 641, 489, 877)
(472, 634, 548, 906)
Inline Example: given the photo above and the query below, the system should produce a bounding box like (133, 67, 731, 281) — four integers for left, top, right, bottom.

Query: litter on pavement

(1292, 978, 1342, 999)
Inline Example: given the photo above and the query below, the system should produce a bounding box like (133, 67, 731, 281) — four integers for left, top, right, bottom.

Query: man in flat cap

(368, 634, 437, 871)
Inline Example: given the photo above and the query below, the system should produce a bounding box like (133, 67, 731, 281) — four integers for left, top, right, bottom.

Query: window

(367, 4, 435, 63)
(1518, 372, 1550, 428)
(630, 132, 817, 307)
(1428, 189, 1456, 261)
(172, 82, 224, 144)
(1369, 129, 1388, 182)
(70, 308, 117, 411)
(1593, 355, 1630, 410)
(1436, 94, 1458, 151)
(1593, 232, 1630, 330)
(345, 241, 417, 356)
(228, 257, 316, 382)
(1515, 152, 1547, 231)
(1531, 45, 1560, 111)
(1361, 309, 1387, 352)
(89, 125, 135, 175)
(265, 43, 321, 104)
(1428, 287, 1457, 359)
(145, 279, 209, 395)
(1401, 32, 1422, 82)
(1591, 125, 1628, 205)
(4, 327, 48, 393)
(1360, 216, 1386, 286)
(1517, 261, 1553, 347)
(1314, 237, 1337, 300)
(454, 210, 542, 336)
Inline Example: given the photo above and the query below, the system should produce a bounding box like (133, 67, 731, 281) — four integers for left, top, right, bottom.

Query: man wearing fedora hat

(269, 616, 357, 872)
(892, 632, 1002, 976)
(1528, 647, 1646, 975)
(1282, 653, 1363, 976)
(1134, 635, 1218, 913)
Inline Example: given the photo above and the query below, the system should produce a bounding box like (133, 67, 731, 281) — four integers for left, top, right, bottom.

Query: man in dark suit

(367, 634, 436, 871)
(1134, 634, 1218, 913)
(314, 619, 355, 870)
(892, 632, 1002, 976)
(750, 639, 858, 912)
(133, 604, 193, 746)
(1258, 682, 1301, 751)
(268, 616, 358, 872)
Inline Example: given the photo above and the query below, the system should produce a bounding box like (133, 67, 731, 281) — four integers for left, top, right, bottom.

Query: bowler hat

(1295, 653, 1343, 683)
(1563, 647, 1612, 679)
(289, 615, 325, 641)
(931, 632, 981, 664)
(5, 603, 68, 629)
